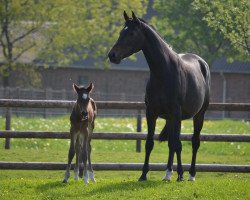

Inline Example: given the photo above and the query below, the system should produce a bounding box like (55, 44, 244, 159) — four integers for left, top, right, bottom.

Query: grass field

(0, 116, 249, 199)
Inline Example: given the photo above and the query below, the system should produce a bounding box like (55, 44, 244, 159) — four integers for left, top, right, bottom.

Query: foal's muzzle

(81, 111, 88, 121)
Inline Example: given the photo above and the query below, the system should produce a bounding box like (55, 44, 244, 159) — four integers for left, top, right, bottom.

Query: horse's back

(179, 53, 210, 80)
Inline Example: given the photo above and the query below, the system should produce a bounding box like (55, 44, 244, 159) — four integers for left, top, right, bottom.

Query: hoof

(62, 179, 67, 183)
(89, 172, 96, 182)
(79, 171, 83, 178)
(176, 176, 184, 182)
(83, 175, 89, 184)
(138, 175, 147, 182)
(188, 174, 195, 181)
(162, 169, 173, 181)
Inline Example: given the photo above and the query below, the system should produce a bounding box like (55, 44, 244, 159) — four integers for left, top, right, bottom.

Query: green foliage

(193, 0, 250, 62)
(152, 0, 248, 65)
(0, 0, 148, 86)
(39, 0, 148, 66)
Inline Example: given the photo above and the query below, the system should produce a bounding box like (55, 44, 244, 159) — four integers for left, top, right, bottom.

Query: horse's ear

(132, 11, 140, 24)
(73, 83, 80, 93)
(123, 10, 129, 22)
(87, 83, 94, 93)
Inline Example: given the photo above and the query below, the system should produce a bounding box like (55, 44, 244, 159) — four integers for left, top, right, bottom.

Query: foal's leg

(74, 136, 81, 181)
(87, 137, 95, 182)
(63, 126, 76, 183)
(138, 108, 157, 181)
(82, 130, 89, 183)
(189, 110, 205, 181)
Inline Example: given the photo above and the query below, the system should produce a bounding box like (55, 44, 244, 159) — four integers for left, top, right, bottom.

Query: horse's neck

(142, 24, 178, 76)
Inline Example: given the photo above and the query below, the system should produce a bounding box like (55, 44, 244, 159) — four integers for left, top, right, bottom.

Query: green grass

(0, 116, 250, 199)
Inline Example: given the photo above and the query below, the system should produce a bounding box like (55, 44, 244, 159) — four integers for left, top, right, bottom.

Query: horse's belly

(182, 91, 205, 118)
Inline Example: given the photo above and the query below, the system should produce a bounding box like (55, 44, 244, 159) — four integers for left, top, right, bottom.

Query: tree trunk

(3, 75, 9, 87)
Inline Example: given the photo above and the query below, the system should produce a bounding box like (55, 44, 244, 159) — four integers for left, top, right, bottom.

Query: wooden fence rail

(0, 99, 249, 173)
(0, 99, 250, 111)
(0, 131, 250, 142)
(0, 162, 249, 172)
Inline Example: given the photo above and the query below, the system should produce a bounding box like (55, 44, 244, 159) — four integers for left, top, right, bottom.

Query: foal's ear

(132, 11, 140, 24)
(123, 10, 129, 22)
(73, 83, 80, 93)
(87, 83, 94, 93)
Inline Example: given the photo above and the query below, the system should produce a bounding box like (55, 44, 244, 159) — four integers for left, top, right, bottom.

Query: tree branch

(13, 43, 36, 62)
(12, 26, 39, 44)
(0, 38, 8, 59)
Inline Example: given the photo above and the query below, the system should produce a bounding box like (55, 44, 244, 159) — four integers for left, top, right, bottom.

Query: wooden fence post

(4, 107, 11, 149)
(136, 110, 142, 152)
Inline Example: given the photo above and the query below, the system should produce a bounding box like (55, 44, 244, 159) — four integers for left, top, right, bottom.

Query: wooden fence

(0, 99, 250, 172)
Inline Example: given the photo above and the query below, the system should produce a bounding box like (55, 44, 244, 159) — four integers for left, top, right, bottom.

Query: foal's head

(108, 11, 145, 64)
(73, 83, 94, 121)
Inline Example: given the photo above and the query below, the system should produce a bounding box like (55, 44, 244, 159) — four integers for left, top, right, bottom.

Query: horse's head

(108, 11, 145, 64)
(73, 83, 94, 121)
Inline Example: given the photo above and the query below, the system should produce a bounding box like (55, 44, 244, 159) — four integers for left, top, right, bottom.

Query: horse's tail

(198, 59, 211, 99)
(158, 122, 169, 142)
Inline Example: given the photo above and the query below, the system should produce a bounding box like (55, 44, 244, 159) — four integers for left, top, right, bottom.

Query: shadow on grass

(86, 179, 167, 196)
(36, 180, 67, 192)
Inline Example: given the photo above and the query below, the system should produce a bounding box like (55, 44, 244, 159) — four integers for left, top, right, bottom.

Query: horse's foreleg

(138, 109, 157, 181)
(63, 127, 76, 183)
(189, 110, 205, 181)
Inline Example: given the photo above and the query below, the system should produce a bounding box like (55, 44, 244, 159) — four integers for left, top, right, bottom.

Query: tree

(151, 0, 240, 65)
(0, 0, 148, 87)
(193, 0, 250, 62)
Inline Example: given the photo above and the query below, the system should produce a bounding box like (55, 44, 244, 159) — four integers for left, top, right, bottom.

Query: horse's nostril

(82, 111, 88, 118)
(108, 52, 116, 59)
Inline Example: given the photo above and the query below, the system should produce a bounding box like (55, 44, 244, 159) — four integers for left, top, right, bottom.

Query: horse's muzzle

(108, 51, 121, 64)
(81, 111, 88, 121)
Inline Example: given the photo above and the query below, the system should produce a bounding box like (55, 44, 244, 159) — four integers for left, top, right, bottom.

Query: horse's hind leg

(79, 155, 83, 178)
(74, 136, 81, 181)
(189, 110, 205, 181)
(87, 139, 95, 182)
(63, 127, 76, 183)
(162, 120, 175, 181)
(172, 106, 183, 181)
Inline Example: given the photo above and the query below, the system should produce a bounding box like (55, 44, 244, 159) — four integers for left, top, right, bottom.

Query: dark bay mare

(108, 11, 210, 181)
(63, 83, 97, 184)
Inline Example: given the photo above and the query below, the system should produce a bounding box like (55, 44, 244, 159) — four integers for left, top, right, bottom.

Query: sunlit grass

(0, 116, 249, 199)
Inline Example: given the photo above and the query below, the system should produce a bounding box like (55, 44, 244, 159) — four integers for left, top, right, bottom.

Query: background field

(0, 116, 249, 199)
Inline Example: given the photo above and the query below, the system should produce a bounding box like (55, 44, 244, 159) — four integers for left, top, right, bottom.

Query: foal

(63, 83, 97, 184)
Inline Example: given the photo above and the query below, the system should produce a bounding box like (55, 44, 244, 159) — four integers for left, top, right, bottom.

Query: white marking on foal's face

(82, 93, 88, 100)
(124, 26, 128, 30)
